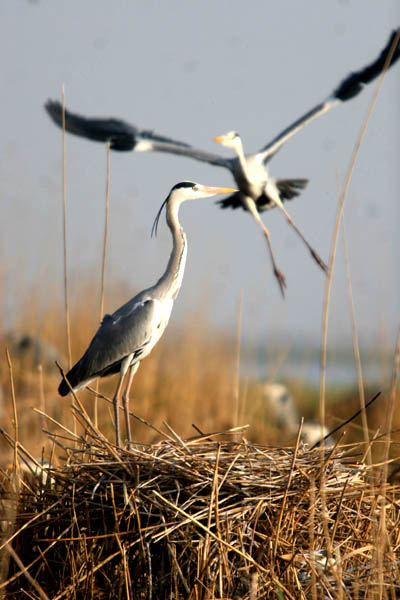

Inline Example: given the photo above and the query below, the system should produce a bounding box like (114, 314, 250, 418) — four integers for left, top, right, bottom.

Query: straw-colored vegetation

(0, 297, 399, 598)
(1, 411, 400, 599)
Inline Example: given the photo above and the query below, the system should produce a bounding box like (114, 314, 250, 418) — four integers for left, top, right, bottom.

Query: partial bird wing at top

(259, 29, 400, 162)
(45, 100, 232, 168)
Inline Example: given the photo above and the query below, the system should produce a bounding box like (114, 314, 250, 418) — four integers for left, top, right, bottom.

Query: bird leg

(112, 373, 126, 448)
(121, 362, 140, 449)
(244, 197, 286, 297)
(112, 356, 132, 447)
(269, 192, 328, 274)
(261, 226, 287, 297)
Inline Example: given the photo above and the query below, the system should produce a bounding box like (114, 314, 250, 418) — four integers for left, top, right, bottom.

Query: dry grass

(1, 417, 400, 599)
(1, 290, 399, 463)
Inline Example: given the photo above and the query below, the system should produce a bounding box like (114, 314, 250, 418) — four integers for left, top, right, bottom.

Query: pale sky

(2, 1, 399, 360)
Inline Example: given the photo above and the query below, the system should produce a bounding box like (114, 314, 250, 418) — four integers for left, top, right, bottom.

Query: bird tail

(276, 178, 308, 200)
(216, 192, 243, 210)
(58, 359, 92, 396)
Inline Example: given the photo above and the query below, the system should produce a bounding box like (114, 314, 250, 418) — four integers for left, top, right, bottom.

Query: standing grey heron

(58, 181, 237, 447)
(45, 30, 400, 293)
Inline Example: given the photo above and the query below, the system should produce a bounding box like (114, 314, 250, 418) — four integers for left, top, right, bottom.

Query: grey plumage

(58, 298, 158, 396)
(58, 181, 237, 447)
(44, 100, 230, 167)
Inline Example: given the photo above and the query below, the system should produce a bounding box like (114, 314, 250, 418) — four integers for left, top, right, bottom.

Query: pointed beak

(214, 135, 225, 144)
(201, 185, 238, 196)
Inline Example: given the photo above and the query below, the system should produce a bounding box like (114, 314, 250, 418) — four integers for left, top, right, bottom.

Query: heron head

(151, 181, 237, 236)
(214, 131, 241, 150)
(170, 181, 237, 201)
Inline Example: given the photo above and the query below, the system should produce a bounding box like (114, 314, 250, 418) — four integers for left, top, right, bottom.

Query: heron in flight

(58, 181, 237, 447)
(45, 30, 400, 294)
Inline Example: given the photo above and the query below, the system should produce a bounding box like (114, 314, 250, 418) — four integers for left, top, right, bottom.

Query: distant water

(240, 348, 391, 387)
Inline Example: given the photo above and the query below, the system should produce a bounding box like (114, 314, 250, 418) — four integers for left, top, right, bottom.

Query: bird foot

(274, 269, 287, 298)
(311, 250, 329, 274)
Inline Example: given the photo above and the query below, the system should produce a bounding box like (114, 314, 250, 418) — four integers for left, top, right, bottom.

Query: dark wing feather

(255, 179, 309, 212)
(216, 179, 308, 214)
(216, 192, 244, 210)
(334, 29, 400, 101)
(275, 178, 308, 200)
(45, 100, 233, 168)
(58, 299, 157, 395)
(45, 100, 191, 151)
(45, 100, 140, 151)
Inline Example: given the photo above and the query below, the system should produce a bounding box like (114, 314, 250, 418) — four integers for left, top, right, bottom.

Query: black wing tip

(334, 29, 400, 102)
(44, 99, 62, 121)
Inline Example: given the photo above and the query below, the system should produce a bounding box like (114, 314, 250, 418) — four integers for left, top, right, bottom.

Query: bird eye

(192, 185, 198, 191)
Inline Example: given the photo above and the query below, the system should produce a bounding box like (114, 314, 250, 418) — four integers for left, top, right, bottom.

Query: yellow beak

(201, 185, 238, 195)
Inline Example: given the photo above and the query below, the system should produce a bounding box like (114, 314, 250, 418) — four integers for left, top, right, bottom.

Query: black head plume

(151, 195, 169, 238)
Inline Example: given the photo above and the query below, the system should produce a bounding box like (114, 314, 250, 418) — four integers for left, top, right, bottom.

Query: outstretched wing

(258, 29, 400, 161)
(46, 99, 185, 151)
(45, 100, 232, 168)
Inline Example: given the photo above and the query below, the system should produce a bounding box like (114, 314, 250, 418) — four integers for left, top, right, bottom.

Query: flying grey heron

(45, 30, 400, 294)
(58, 181, 237, 447)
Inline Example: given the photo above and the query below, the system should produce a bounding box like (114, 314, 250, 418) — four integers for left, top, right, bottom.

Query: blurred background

(1, 1, 399, 452)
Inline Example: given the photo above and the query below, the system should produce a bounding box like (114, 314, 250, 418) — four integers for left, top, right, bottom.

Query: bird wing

(216, 191, 246, 210)
(59, 298, 162, 394)
(45, 100, 232, 167)
(45, 100, 140, 150)
(215, 179, 308, 213)
(258, 29, 400, 162)
(87, 297, 163, 369)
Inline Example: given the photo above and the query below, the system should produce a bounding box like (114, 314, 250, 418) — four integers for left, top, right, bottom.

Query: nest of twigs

(1, 419, 400, 599)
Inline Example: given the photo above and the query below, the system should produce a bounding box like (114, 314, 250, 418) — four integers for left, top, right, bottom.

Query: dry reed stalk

(4, 544, 50, 600)
(94, 142, 111, 429)
(375, 330, 400, 598)
(233, 289, 243, 433)
(60, 85, 80, 448)
(60, 85, 72, 370)
(5, 349, 19, 492)
(341, 219, 371, 465)
(1, 417, 399, 599)
(319, 29, 400, 442)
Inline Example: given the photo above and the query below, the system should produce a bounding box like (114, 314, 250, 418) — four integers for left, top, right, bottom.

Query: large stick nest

(1, 423, 400, 599)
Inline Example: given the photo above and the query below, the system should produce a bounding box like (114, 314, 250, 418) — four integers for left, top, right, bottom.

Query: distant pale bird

(58, 182, 237, 447)
(45, 30, 400, 295)
(263, 383, 331, 447)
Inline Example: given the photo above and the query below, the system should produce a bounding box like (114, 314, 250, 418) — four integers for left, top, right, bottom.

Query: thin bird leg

(268, 191, 328, 273)
(121, 361, 140, 448)
(244, 197, 286, 297)
(113, 355, 132, 447)
(112, 374, 125, 448)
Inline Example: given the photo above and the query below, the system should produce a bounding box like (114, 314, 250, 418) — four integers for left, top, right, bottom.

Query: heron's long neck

(234, 139, 249, 177)
(156, 201, 187, 300)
